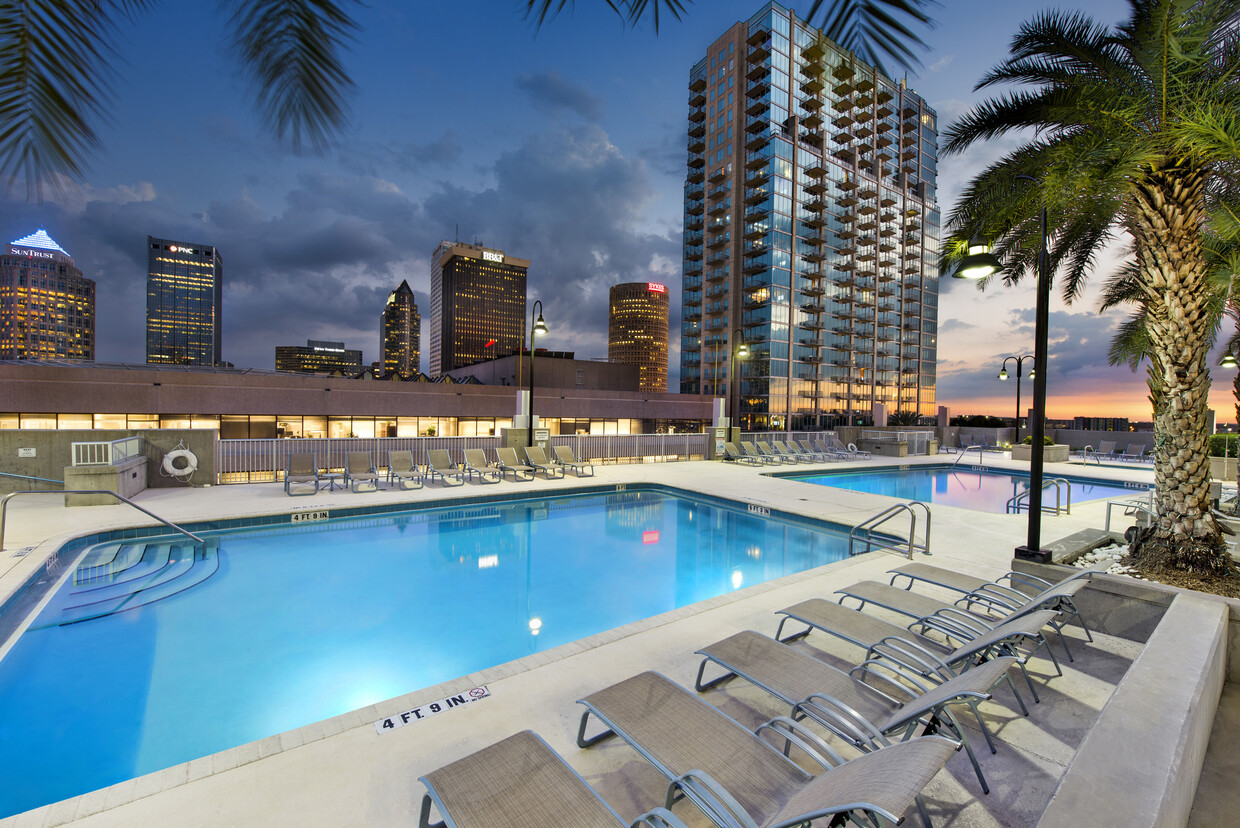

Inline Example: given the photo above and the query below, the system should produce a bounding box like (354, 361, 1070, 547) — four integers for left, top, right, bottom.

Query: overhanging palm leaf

(0, 0, 153, 201)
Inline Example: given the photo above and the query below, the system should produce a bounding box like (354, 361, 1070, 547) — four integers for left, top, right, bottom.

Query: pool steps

(29, 539, 219, 627)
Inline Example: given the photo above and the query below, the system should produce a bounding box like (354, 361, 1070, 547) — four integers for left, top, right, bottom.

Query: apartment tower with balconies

(680, 2, 939, 430)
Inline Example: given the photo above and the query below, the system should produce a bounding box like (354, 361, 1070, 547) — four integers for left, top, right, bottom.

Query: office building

(275, 340, 363, 374)
(1073, 416, 1130, 432)
(381, 279, 420, 377)
(146, 236, 222, 366)
(429, 242, 528, 375)
(680, 2, 940, 430)
(609, 282, 670, 393)
(0, 230, 95, 360)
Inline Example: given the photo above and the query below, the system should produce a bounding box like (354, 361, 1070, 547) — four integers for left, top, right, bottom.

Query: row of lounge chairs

(283, 445, 595, 495)
(418, 561, 1097, 827)
(1083, 441, 1150, 463)
(723, 436, 870, 466)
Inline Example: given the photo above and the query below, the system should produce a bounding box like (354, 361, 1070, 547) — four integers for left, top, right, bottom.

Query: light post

(999, 354, 1035, 439)
(730, 328, 750, 434)
(526, 300, 548, 449)
(955, 180, 1052, 563)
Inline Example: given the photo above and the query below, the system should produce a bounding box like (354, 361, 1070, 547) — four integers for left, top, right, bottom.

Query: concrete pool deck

(0, 453, 1231, 826)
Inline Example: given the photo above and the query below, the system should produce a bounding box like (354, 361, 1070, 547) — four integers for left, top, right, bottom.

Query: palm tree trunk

(1128, 164, 1233, 575)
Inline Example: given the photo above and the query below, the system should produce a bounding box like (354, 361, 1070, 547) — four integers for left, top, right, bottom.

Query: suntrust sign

(12, 248, 55, 259)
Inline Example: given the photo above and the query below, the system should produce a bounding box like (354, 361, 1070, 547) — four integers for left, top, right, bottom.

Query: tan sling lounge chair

(577, 671, 959, 828)
(386, 450, 424, 490)
(494, 446, 535, 481)
(694, 630, 1024, 794)
(345, 452, 381, 492)
(284, 452, 320, 496)
(523, 445, 565, 479)
(426, 449, 466, 486)
(553, 444, 595, 477)
(418, 730, 688, 828)
(462, 449, 502, 484)
(722, 441, 761, 465)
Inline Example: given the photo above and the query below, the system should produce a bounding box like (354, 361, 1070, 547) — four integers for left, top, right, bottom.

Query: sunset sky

(1, 0, 1233, 423)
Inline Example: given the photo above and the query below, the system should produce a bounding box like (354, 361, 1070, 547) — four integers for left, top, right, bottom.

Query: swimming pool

(785, 464, 1151, 513)
(0, 487, 852, 817)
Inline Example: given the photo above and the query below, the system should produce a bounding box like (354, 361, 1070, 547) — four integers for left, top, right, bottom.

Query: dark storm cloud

(515, 70, 604, 122)
(0, 123, 676, 370)
(336, 132, 464, 177)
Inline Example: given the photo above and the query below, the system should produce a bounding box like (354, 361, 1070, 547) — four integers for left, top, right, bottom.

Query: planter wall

(1011, 443, 1071, 463)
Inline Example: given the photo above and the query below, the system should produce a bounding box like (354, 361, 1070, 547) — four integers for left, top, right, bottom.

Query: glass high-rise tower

(429, 242, 527, 375)
(146, 236, 223, 366)
(0, 230, 95, 361)
(381, 279, 420, 377)
(680, 2, 940, 430)
(609, 281, 670, 393)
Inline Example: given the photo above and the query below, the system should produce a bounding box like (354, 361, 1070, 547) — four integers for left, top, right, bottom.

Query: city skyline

(0, 0, 1234, 422)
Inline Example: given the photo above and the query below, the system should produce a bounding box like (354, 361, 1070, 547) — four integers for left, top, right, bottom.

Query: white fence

(215, 433, 711, 484)
(71, 436, 143, 466)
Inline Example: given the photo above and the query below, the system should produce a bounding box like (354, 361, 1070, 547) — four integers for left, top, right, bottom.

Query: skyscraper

(680, 2, 939, 429)
(0, 230, 95, 360)
(275, 340, 364, 374)
(381, 279, 420, 377)
(146, 236, 222, 366)
(429, 242, 528, 375)
(609, 281, 670, 393)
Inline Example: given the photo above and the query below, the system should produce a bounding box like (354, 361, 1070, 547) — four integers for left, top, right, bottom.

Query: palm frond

(807, 0, 938, 75)
(523, 1, 688, 31)
(0, 0, 153, 201)
(226, 0, 361, 153)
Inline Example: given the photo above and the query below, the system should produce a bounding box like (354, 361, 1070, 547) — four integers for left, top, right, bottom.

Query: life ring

(163, 448, 198, 477)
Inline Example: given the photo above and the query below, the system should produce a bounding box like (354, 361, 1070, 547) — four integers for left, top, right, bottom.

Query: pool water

(789, 464, 1150, 513)
(0, 489, 851, 817)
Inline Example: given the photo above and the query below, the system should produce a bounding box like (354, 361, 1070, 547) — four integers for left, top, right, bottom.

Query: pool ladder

(1006, 478, 1072, 516)
(848, 501, 932, 559)
(0, 489, 204, 553)
(951, 446, 986, 468)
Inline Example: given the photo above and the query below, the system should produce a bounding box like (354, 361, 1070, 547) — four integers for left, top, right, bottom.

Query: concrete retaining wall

(0, 429, 215, 493)
(1037, 594, 1228, 828)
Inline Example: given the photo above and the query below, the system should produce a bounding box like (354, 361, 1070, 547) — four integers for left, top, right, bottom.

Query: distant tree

(950, 414, 1005, 428)
(887, 410, 921, 426)
(941, 0, 1240, 577)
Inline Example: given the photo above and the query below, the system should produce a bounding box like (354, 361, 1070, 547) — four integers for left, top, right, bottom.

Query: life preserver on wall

(162, 448, 198, 477)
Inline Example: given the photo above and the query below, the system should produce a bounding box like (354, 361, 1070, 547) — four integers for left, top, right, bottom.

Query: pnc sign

(481, 250, 504, 263)
(647, 282, 666, 293)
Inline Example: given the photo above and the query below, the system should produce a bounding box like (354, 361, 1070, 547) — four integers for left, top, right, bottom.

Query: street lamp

(954, 179, 1052, 563)
(526, 300, 549, 449)
(999, 354, 1035, 437)
(730, 328, 750, 434)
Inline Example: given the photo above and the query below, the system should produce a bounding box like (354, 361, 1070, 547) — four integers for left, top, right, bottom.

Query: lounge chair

(553, 444, 596, 477)
(775, 598, 1063, 703)
(284, 452, 320, 496)
(838, 574, 1093, 661)
(577, 671, 959, 828)
(740, 441, 779, 465)
(494, 446, 535, 481)
(823, 434, 871, 459)
(1094, 440, 1117, 461)
(418, 730, 688, 828)
(523, 445, 565, 479)
(462, 449, 501, 484)
(795, 439, 835, 462)
(386, 450, 425, 490)
(810, 436, 851, 460)
(1117, 443, 1146, 462)
(695, 630, 1024, 793)
(888, 562, 1095, 605)
(772, 440, 810, 463)
(426, 449, 466, 487)
(756, 441, 791, 464)
(722, 441, 761, 465)
(344, 452, 381, 492)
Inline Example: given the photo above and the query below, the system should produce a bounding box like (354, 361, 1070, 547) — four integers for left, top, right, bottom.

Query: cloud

(515, 70, 604, 122)
(0, 123, 676, 374)
(937, 318, 977, 333)
(928, 55, 954, 72)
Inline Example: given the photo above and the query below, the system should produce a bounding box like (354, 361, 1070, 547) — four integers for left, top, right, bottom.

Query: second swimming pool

(784, 463, 1151, 513)
(0, 487, 853, 818)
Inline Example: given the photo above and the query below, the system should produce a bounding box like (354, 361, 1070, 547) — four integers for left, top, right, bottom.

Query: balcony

(747, 60, 771, 81)
(705, 269, 727, 283)
(747, 97, 771, 117)
(832, 97, 854, 113)
(688, 152, 705, 169)
(744, 223, 766, 240)
(802, 249, 826, 263)
(708, 201, 730, 217)
(686, 184, 705, 201)
(745, 131, 771, 151)
(689, 107, 706, 122)
(706, 250, 729, 265)
(800, 76, 825, 95)
(744, 187, 769, 205)
(748, 41, 770, 62)
(801, 96, 823, 111)
(803, 212, 827, 229)
(745, 167, 771, 187)
(747, 77, 770, 99)
(689, 137, 705, 153)
(707, 234, 728, 250)
(802, 111, 824, 130)
(687, 167, 705, 184)
(802, 197, 827, 212)
(684, 215, 703, 231)
(743, 258, 767, 275)
(684, 261, 703, 276)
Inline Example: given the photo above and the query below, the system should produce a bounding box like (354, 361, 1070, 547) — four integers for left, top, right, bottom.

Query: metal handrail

(951, 446, 985, 468)
(0, 471, 64, 485)
(1006, 477, 1072, 516)
(0, 490, 204, 552)
(848, 501, 932, 559)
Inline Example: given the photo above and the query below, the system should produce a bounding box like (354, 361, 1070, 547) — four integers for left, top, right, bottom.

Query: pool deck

(1, 452, 1220, 827)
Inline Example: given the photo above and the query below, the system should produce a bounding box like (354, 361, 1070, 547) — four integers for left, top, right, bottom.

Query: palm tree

(942, 0, 1240, 576)
(1, 0, 361, 201)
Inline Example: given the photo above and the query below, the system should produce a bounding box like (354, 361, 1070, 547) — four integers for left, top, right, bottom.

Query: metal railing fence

(215, 433, 711, 484)
(71, 436, 143, 466)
